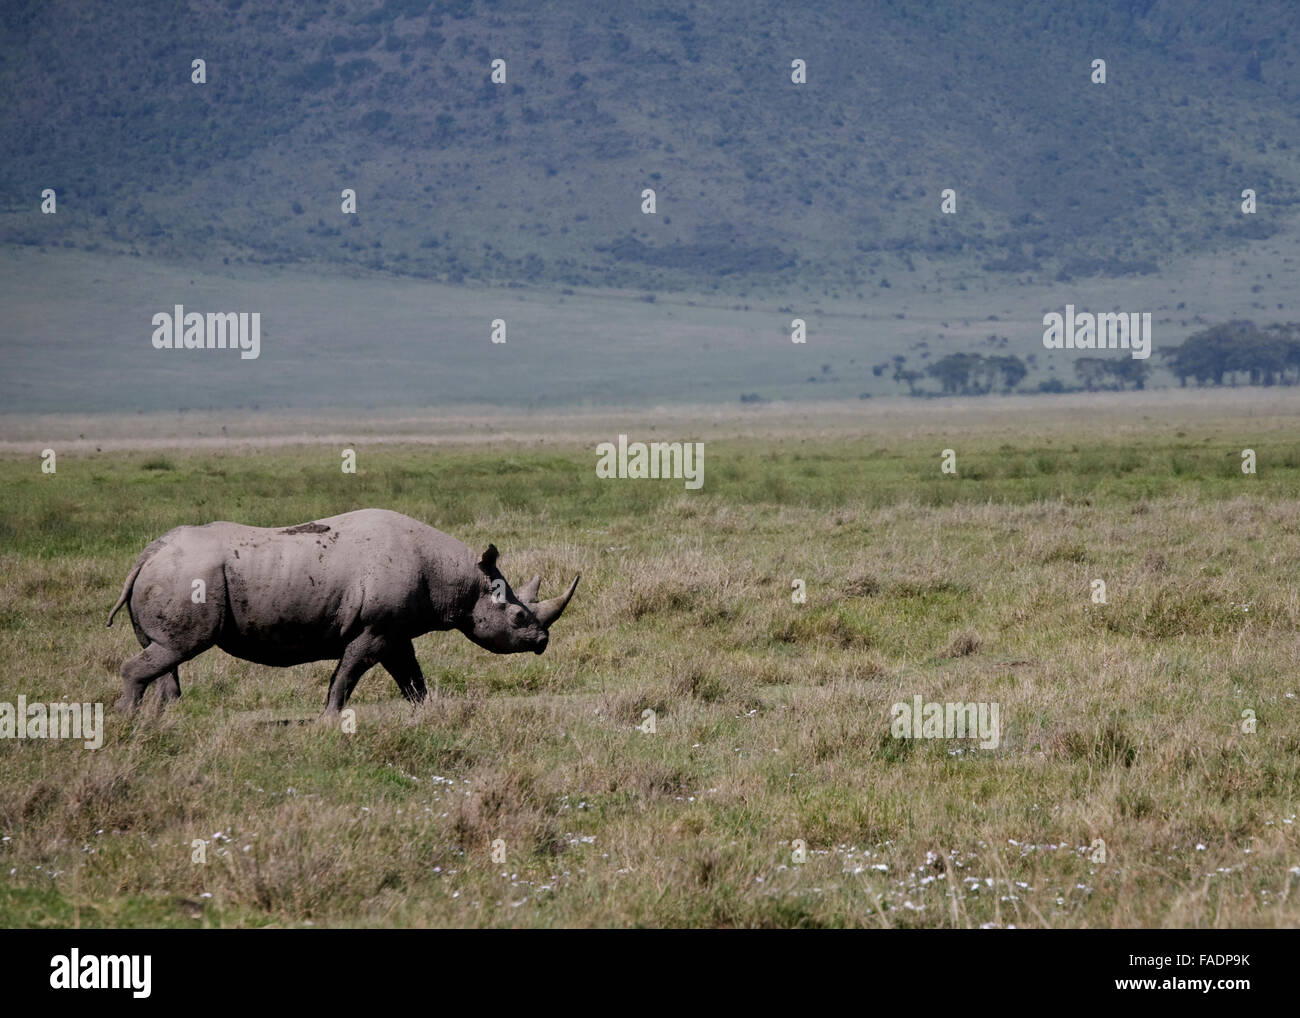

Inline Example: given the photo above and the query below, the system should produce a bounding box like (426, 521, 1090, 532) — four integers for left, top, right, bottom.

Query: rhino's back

(223, 510, 429, 615)
(151, 509, 445, 601)
(314, 508, 477, 579)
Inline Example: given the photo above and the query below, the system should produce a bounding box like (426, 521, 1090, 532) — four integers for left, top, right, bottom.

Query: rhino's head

(463, 544, 580, 655)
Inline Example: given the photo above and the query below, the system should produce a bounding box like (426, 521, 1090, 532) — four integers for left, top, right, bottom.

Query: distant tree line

(879, 351, 1160, 397)
(924, 352, 1028, 394)
(874, 352, 1033, 396)
(869, 319, 1300, 398)
(1160, 321, 1300, 387)
(1072, 357, 1151, 391)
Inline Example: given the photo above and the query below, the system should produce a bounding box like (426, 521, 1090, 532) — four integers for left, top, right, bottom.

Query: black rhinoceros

(107, 509, 579, 714)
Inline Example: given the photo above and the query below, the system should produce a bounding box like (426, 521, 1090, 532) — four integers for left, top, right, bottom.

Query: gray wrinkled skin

(107, 508, 579, 714)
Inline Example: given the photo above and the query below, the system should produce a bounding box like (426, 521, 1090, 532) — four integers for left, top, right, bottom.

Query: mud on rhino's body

(107, 508, 578, 713)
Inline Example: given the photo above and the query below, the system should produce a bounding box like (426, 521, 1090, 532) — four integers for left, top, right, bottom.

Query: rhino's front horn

(534, 575, 580, 628)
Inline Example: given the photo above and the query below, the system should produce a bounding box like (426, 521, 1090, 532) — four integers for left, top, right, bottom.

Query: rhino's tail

(106, 560, 144, 628)
(107, 540, 165, 627)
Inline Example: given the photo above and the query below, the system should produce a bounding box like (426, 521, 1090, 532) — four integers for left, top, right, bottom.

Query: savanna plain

(1, 392, 1298, 928)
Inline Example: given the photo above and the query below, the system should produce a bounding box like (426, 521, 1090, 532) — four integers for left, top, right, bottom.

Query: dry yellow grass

(1, 392, 1298, 926)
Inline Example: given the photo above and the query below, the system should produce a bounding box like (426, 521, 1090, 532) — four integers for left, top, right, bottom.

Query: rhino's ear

(478, 544, 499, 572)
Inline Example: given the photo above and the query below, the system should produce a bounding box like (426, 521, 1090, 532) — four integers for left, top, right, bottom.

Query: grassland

(1, 393, 1299, 927)
(6, 225, 1300, 417)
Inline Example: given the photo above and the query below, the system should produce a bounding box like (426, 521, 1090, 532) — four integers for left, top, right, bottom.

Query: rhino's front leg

(323, 630, 391, 716)
(381, 640, 428, 705)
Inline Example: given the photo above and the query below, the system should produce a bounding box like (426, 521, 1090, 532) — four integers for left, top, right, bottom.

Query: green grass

(1, 410, 1299, 927)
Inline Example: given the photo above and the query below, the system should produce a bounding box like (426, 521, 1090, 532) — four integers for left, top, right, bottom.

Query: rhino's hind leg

(128, 617, 181, 706)
(156, 670, 182, 704)
(381, 640, 428, 705)
(117, 643, 189, 713)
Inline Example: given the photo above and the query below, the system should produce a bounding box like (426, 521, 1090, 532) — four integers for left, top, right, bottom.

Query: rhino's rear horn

(534, 575, 580, 628)
(517, 574, 541, 604)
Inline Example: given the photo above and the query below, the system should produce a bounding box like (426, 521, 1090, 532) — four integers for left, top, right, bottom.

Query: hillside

(3, 0, 1299, 297)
